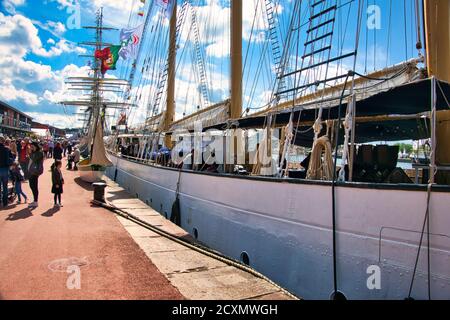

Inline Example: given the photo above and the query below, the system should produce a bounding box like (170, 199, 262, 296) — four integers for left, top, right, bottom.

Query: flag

(156, 0, 174, 18)
(119, 24, 144, 60)
(117, 113, 127, 126)
(95, 45, 121, 75)
(155, 0, 169, 8)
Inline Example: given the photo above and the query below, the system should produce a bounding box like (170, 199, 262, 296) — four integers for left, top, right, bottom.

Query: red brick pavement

(0, 158, 183, 300)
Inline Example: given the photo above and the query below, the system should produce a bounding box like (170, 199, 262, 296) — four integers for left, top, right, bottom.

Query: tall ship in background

(69, 0, 450, 299)
(62, 9, 134, 183)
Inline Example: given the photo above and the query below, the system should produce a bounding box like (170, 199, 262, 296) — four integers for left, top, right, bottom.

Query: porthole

(193, 228, 198, 239)
(240, 251, 250, 266)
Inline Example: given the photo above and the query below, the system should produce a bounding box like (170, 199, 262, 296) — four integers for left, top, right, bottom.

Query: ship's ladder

(264, 0, 286, 97)
(190, 5, 211, 108)
(277, 0, 357, 97)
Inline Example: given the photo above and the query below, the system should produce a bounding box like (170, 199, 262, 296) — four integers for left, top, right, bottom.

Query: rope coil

(306, 135, 334, 181)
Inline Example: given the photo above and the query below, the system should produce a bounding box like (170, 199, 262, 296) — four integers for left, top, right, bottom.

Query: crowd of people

(0, 135, 81, 209)
(117, 140, 220, 173)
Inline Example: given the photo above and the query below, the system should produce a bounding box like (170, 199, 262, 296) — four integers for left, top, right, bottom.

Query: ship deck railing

(106, 149, 450, 192)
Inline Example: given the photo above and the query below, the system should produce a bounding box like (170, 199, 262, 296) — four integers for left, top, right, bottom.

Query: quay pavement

(0, 158, 296, 300)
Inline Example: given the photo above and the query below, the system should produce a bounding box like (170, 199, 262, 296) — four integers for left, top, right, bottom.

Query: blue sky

(0, 0, 424, 128)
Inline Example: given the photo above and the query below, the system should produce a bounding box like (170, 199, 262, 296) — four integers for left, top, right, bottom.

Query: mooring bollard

(92, 182, 107, 203)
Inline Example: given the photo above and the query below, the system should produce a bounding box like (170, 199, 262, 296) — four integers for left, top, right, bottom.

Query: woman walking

(28, 142, 44, 208)
(48, 140, 54, 158)
(10, 161, 27, 204)
(53, 142, 63, 161)
(71, 147, 80, 171)
(51, 160, 64, 207)
(19, 140, 30, 179)
(9, 139, 17, 160)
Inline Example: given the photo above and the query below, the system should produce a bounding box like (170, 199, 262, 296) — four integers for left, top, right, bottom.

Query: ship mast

(164, 3, 177, 148)
(424, 0, 450, 82)
(230, 0, 243, 119)
(424, 0, 450, 184)
(61, 8, 133, 160)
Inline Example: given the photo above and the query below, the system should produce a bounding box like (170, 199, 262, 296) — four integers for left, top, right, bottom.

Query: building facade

(0, 101, 33, 137)
(31, 121, 66, 138)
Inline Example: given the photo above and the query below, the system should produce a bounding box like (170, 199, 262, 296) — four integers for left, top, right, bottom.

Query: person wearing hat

(28, 141, 44, 208)
(0, 135, 14, 207)
(71, 146, 80, 171)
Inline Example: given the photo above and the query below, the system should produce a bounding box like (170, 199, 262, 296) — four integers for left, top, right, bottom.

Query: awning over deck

(205, 78, 450, 147)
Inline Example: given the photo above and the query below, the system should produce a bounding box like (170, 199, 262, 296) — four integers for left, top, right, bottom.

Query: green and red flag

(95, 45, 121, 75)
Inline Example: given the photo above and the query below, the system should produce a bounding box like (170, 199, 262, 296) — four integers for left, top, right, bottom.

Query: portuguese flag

(95, 45, 121, 75)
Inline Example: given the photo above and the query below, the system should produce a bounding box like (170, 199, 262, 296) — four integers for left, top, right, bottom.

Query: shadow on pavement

(105, 189, 132, 202)
(74, 177, 95, 191)
(41, 206, 60, 217)
(5, 208, 33, 221)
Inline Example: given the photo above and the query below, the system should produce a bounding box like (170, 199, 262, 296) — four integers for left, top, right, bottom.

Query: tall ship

(62, 9, 134, 183)
(71, 0, 450, 299)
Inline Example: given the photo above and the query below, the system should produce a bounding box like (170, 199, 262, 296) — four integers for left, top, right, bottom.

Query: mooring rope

(93, 199, 300, 300)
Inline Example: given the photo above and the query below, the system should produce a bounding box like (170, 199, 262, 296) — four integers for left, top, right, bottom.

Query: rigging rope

(407, 183, 433, 300)
(306, 135, 334, 180)
(330, 71, 351, 299)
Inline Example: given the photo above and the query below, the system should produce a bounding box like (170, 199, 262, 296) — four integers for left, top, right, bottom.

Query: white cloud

(90, 0, 138, 28)
(177, 0, 277, 59)
(0, 61, 93, 109)
(205, 41, 230, 59)
(33, 38, 86, 57)
(0, 56, 54, 84)
(27, 112, 80, 128)
(6, 0, 24, 4)
(2, 0, 25, 14)
(0, 79, 41, 105)
(0, 12, 44, 57)
(0, 9, 91, 128)
(32, 19, 67, 38)
(45, 63, 94, 102)
(52, 0, 76, 9)
(0, 13, 85, 58)
(47, 20, 66, 34)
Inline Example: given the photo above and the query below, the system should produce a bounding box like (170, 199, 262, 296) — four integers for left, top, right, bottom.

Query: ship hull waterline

(106, 153, 450, 300)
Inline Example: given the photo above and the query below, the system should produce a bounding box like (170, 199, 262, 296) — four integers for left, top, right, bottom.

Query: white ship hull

(79, 169, 105, 183)
(107, 153, 450, 300)
(78, 159, 106, 183)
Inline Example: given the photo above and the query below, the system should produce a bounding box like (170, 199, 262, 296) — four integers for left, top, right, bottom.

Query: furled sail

(91, 118, 113, 167)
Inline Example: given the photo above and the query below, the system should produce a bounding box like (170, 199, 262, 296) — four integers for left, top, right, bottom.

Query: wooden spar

(424, 0, 450, 183)
(230, 113, 430, 131)
(164, 3, 177, 148)
(230, 0, 243, 119)
(424, 0, 450, 82)
(253, 58, 422, 116)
